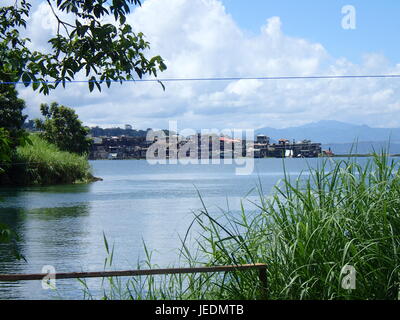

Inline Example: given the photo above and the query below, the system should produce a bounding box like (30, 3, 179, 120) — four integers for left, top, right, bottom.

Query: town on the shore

(87, 124, 333, 160)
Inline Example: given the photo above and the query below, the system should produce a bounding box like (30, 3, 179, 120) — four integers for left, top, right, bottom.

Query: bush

(0, 134, 95, 186)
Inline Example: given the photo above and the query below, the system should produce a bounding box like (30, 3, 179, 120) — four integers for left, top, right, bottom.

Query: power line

(0, 162, 50, 165)
(1, 74, 400, 85)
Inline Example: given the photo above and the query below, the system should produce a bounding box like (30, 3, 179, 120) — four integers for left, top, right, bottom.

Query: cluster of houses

(89, 130, 328, 160)
(252, 135, 324, 158)
(89, 135, 150, 160)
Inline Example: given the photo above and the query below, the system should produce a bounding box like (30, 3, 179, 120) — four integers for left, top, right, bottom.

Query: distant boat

(108, 153, 118, 160)
(285, 149, 293, 158)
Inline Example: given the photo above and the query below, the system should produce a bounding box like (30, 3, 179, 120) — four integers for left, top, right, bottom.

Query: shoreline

(88, 154, 400, 161)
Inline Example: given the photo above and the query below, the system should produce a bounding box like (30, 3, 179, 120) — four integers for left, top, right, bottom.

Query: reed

(85, 152, 400, 300)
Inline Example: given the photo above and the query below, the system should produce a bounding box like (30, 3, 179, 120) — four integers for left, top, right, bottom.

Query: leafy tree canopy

(35, 102, 92, 155)
(0, 79, 28, 147)
(0, 0, 167, 94)
(0, 128, 11, 167)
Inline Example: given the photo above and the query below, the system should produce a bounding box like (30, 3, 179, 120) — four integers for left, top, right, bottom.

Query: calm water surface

(0, 158, 363, 299)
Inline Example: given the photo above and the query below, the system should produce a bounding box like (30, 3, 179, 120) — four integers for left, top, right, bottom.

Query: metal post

(258, 267, 268, 299)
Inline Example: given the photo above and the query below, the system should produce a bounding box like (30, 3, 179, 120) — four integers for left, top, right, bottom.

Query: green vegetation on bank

(35, 102, 93, 155)
(0, 135, 95, 186)
(87, 153, 400, 300)
(1, 0, 165, 253)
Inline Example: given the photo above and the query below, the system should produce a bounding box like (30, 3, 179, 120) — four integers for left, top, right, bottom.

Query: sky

(12, 0, 400, 129)
(222, 0, 400, 64)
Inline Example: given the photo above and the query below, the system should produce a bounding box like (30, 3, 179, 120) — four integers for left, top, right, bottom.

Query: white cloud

(16, 0, 400, 130)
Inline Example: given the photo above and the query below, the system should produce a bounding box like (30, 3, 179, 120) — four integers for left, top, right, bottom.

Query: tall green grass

(0, 134, 95, 186)
(86, 153, 400, 300)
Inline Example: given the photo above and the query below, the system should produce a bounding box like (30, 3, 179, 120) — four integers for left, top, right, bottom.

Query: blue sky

(222, 0, 400, 64)
(20, 0, 400, 129)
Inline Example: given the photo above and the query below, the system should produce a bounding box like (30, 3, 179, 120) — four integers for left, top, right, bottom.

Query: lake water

(0, 158, 362, 299)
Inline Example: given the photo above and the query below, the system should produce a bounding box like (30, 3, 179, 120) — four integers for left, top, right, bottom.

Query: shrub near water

(5, 134, 94, 186)
(92, 153, 400, 300)
(190, 153, 400, 300)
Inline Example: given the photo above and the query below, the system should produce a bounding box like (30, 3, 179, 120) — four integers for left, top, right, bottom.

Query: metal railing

(0, 263, 268, 298)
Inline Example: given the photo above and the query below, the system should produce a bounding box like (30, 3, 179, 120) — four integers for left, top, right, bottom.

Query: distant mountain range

(320, 142, 400, 155)
(255, 120, 400, 154)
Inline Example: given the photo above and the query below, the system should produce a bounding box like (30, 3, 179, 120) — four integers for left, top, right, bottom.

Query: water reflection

(0, 204, 91, 299)
(0, 184, 92, 211)
(0, 208, 26, 266)
(27, 205, 90, 219)
(0, 183, 92, 194)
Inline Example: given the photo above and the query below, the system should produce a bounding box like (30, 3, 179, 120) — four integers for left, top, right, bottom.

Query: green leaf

(95, 81, 101, 92)
(88, 76, 95, 92)
(32, 81, 39, 91)
(119, 14, 126, 25)
(21, 72, 30, 86)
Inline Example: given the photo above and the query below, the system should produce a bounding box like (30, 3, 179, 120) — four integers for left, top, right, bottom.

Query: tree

(0, 79, 28, 148)
(1, 0, 167, 162)
(1, 1, 166, 252)
(0, 0, 166, 94)
(35, 102, 92, 155)
(0, 128, 24, 260)
(0, 128, 11, 168)
(1, 0, 167, 153)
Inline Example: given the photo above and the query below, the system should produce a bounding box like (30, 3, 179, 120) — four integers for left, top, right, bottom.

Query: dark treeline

(23, 121, 150, 138)
(89, 126, 149, 138)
